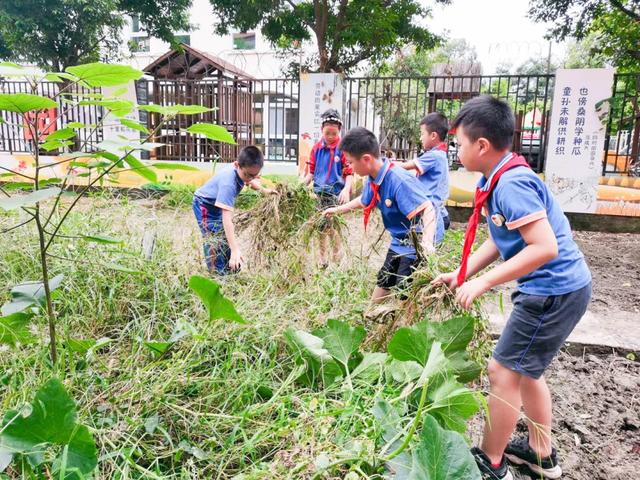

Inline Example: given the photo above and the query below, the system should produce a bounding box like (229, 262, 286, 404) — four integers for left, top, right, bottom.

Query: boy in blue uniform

(433, 96, 591, 480)
(193, 146, 275, 274)
(303, 109, 353, 265)
(397, 112, 450, 237)
(323, 127, 437, 302)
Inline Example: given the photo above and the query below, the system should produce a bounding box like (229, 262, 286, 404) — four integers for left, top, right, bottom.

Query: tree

(0, 0, 191, 71)
(208, 0, 449, 73)
(528, 0, 640, 71)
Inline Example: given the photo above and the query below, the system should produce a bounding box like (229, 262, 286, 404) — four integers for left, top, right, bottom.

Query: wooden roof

(143, 44, 253, 80)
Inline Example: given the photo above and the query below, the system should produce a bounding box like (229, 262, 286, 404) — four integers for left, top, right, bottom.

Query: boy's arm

(455, 218, 558, 309)
(420, 201, 436, 253)
(394, 159, 418, 171)
(248, 178, 277, 195)
(221, 208, 243, 270)
(323, 195, 364, 217)
(432, 238, 500, 289)
(338, 174, 353, 204)
(302, 172, 314, 186)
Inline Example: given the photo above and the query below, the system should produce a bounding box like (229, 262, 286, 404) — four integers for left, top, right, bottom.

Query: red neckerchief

(363, 161, 394, 231)
(457, 153, 530, 286)
(436, 142, 447, 152)
(324, 138, 341, 182)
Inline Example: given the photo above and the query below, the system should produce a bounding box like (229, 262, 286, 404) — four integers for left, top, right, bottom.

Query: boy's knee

(487, 358, 520, 388)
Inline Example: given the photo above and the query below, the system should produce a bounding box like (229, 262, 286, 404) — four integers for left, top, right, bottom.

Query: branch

(0, 166, 35, 181)
(328, 0, 349, 66)
(609, 0, 640, 21)
(1, 217, 35, 234)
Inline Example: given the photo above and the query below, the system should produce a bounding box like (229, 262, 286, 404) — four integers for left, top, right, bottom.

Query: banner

(544, 69, 615, 213)
(297, 73, 344, 175)
(102, 82, 142, 160)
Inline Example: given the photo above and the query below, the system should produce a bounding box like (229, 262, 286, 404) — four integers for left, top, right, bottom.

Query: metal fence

(0, 81, 103, 154)
(0, 73, 638, 175)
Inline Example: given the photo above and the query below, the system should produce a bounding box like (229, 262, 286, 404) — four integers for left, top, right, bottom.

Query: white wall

(121, 0, 299, 78)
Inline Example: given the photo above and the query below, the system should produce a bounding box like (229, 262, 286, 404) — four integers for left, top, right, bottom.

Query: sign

(544, 68, 615, 213)
(102, 82, 143, 160)
(297, 73, 344, 175)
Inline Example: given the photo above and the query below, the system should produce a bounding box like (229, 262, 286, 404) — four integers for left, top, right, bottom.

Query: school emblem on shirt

(385, 198, 392, 207)
(335, 155, 340, 162)
(491, 213, 506, 227)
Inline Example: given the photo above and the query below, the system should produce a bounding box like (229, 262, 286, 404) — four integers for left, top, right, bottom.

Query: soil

(468, 349, 640, 480)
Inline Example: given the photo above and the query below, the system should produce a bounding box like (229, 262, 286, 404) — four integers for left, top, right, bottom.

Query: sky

(424, 0, 567, 74)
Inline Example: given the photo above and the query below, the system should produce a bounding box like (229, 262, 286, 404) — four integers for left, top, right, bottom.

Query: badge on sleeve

(491, 213, 505, 227)
(384, 198, 392, 207)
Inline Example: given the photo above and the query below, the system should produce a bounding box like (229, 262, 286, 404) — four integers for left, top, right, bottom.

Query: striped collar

(478, 152, 515, 191)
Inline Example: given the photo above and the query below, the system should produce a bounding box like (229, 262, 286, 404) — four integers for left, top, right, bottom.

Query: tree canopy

(0, 0, 191, 71)
(209, 0, 449, 73)
(528, 0, 640, 71)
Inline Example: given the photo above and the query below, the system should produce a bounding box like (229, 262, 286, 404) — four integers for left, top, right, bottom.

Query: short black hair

(237, 145, 264, 168)
(419, 112, 448, 141)
(340, 127, 380, 158)
(452, 95, 514, 150)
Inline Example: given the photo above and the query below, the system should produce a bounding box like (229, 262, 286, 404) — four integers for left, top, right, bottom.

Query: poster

(297, 73, 344, 175)
(544, 69, 615, 213)
(102, 81, 142, 160)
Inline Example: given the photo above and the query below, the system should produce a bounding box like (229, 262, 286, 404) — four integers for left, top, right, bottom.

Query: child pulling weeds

(323, 127, 438, 303)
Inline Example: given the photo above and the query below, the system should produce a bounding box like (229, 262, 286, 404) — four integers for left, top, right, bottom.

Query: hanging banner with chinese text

(544, 69, 615, 213)
(298, 73, 344, 175)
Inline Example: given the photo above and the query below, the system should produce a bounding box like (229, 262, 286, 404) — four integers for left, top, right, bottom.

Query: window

(131, 15, 141, 33)
(233, 32, 256, 50)
(129, 36, 150, 53)
(174, 34, 190, 46)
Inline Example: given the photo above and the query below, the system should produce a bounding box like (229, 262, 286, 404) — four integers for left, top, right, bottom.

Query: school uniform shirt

(307, 139, 353, 195)
(415, 145, 450, 219)
(193, 165, 245, 231)
(360, 159, 432, 257)
(481, 153, 592, 296)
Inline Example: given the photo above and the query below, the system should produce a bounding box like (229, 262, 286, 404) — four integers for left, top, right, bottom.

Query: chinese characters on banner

(102, 82, 143, 160)
(544, 69, 615, 213)
(297, 73, 344, 175)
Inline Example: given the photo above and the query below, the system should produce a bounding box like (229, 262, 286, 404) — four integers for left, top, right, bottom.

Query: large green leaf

(351, 352, 387, 381)
(0, 187, 61, 211)
(1, 275, 64, 316)
(151, 162, 200, 171)
(388, 315, 475, 364)
(314, 319, 365, 372)
(184, 123, 236, 144)
(0, 378, 98, 479)
(427, 376, 480, 433)
(284, 329, 342, 387)
(124, 155, 157, 182)
(188, 275, 245, 324)
(0, 93, 57, 113)
(372, 399, 412, 478)
(78, 99, 133, 118)
(0, 312, 35, 346)
(408, 414, 481, 480)
(43, 128, 76, 142)
(65, 63, 142, 87)
(119, 118, 149, 134)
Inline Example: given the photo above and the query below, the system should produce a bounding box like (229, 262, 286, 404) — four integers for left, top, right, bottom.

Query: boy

(193, 146, 275, 274)
(396, 112, 450, 240)
(433, 96, 591, 479)
(303, 109, 353, 265)
(324, 127, 437, 303)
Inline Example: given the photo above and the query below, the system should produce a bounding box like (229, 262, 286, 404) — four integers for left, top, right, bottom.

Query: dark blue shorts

(493, 282, 592, 379)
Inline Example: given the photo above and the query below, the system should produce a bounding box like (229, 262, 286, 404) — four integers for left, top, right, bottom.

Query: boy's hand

(262, 188, 278, 195)
(455, 277, 490, 310)
(323, 207, 340, 217)
(229, 249, 245, 271)
(431, 271, 459, 290)
(337, 187, 350, 205)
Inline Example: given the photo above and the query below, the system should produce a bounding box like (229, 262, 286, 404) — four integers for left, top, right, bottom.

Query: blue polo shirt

(194, 165, 245, 229)
(415, 145, 450, 220)
(481, 153, 591, 296)
(360, 159, 437, 257)
(308, 139, 353, 195)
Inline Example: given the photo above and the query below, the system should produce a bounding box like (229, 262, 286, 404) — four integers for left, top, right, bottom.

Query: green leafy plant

(0, 62, 236, 363)
(0, 378, 97, 479)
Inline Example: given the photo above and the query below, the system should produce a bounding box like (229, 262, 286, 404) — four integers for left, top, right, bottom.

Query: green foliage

(1, 275, 64, 316)
(0, 378, 98, 479)
(0, 93, 57, 114)
(66, 62, 143, 87)
(0, 188, 61, 211)
(184, 123, 237, 143)
(0, 312, 35, 346)
(209, 0, 446, 73)
(529, 0, 640, 71)
(188, 275, 246, 324)
(0, 0, 191, 71)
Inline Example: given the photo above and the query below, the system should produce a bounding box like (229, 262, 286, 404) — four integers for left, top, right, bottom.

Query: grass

(0, 192, 488, 479)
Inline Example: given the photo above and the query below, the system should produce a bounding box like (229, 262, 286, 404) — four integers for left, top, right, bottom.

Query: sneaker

(504, 436, 563, 479)
(471, 447, 514, 480)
